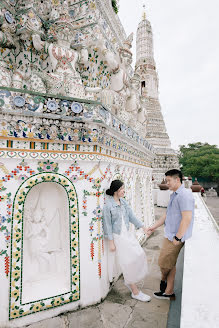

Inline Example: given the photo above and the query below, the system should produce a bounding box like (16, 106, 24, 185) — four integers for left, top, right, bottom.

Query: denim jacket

(102, 196, 144, 240)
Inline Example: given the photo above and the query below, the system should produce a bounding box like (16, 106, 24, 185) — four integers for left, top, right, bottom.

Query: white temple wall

(0, 154, 154, 327)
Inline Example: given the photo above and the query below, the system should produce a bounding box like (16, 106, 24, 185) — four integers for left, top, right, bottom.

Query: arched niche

(9, 173, 80, 320)
(22, 182, 70, 303)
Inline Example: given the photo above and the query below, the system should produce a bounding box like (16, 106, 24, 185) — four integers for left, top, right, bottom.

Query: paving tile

(68, 308, 103, 328)
(105, 285, 127, 305)
(98, 302, 132, 328)
(125, 311, 168, 328)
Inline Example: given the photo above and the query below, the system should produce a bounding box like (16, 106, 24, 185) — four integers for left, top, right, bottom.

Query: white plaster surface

(23, 316, 66, 328)
(157, 190, 171, 207)
(181, 194, 219, 328)
(152, 189, 158, 205)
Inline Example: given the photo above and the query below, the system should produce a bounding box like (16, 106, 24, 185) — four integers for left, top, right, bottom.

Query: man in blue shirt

(146, 169, 194, 299)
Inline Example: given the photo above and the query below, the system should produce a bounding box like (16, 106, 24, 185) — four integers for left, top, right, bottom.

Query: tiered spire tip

(142, 4, 146, 20)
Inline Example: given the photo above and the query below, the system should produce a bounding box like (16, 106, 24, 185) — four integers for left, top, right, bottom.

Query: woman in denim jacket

(103, 180, 151, 302)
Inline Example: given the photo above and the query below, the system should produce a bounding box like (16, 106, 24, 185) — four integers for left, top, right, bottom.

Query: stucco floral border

(9, 173, 80, 320)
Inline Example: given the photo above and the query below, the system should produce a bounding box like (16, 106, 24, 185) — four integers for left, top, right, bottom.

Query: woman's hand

(143, 226, 155, 236)
(109, 240, 116, 252)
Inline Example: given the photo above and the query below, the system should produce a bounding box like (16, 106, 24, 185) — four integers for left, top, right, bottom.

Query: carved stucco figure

(126, 73, 147, 136)
(24, 207, 51, 276)
(32, 6, 88, 98)
(21, 181, 71, 305)
(126, 73, 141, 113)
(11, 5, 46, 91)
(98, 34, 133, 115)
(23, 182, 68, 281)
(0, 8, 16, 87)
(137, 101, 147, 125)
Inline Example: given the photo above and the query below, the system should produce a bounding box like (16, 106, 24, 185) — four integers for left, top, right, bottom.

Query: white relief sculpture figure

(24, 206, 51, 278)
(0, 12, 16, 87)
(44, 207, 62, 253)
(98, 34, 133, 115)
(137, 106, 147, 125)
(138, 97, 147, 128)
(32, 4, 88, 98)
(23, 184, 65, 280)
(135, 105, 147, 137)
(126, 73, 146, 135)
(126, 73, 141, 114)
(22, 182, 71, 302)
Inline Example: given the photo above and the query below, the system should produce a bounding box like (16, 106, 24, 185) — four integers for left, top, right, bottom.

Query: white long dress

(113, 215, 148, 285)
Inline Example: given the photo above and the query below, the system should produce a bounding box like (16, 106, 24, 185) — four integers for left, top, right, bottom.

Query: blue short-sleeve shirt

(164, 185, 195, 242)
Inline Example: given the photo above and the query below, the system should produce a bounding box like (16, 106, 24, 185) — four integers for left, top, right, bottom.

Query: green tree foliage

(179, 142, 219, 182)
(112, 0, 118, 14)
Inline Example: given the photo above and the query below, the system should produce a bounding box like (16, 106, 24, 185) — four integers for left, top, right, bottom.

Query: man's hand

(172, 238, 181, 246)
(143, 226, 155, 236)
(109, 240, 116, 252)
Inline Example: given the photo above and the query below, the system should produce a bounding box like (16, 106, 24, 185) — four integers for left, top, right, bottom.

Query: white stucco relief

(22, 182, 70, 303)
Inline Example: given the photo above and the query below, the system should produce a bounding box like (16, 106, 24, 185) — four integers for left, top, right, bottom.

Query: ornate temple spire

(136, 7, 155, 69)
(135, 7, 171, 147)
(142, 4, 146, 21)
(134, 6, 179, 185)
(135, 10, 156, 97)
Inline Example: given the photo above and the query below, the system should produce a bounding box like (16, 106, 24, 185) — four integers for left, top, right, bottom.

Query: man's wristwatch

(174, 236, 182, 242)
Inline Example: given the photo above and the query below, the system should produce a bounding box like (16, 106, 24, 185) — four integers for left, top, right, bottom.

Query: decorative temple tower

(135, 6, 179, 186)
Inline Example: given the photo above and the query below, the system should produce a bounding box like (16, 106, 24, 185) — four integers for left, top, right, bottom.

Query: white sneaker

(131, 291, 151, 302)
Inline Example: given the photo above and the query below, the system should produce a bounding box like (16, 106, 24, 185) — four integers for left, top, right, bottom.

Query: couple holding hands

(103, 169, 194, 302)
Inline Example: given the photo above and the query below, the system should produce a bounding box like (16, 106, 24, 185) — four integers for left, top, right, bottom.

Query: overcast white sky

(118, 0, 219, 150)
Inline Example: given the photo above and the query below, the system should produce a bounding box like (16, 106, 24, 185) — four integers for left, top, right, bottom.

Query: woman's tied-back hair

(106, 179, 124, 196)
(165, 169, 183, 183)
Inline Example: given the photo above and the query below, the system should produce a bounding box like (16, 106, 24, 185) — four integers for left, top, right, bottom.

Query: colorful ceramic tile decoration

(84, 190, 104, 277)
(64, 161, 112, 277)
(0, 190, 12, 277)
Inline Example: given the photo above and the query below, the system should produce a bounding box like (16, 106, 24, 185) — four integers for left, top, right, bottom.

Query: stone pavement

(26, 207, 170, 328)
